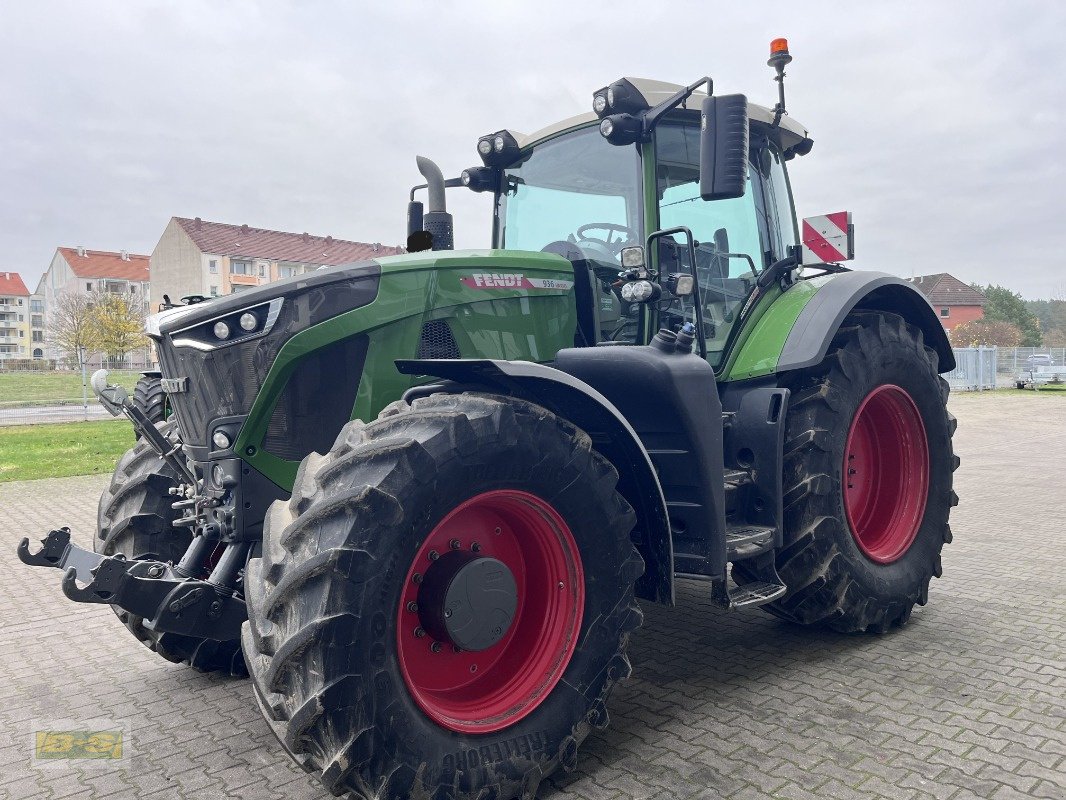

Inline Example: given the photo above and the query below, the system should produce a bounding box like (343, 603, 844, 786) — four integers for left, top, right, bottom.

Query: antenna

(767, 38, 793, 128)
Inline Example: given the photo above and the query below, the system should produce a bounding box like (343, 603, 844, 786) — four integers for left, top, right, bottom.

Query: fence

(994, 347, 1066, 381)
(945, 347, 998, 391)
(0, 368, 147, 427)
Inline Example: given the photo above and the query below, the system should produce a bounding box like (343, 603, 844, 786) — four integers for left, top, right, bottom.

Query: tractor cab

(412, 72, 817, 370)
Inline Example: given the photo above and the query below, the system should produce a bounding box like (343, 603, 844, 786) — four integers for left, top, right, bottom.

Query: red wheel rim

(843, 384, 930, 564)
(396, 490, 584, 733)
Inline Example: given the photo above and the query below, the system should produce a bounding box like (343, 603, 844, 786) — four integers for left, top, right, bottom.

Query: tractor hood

(149, 249, 576, 453)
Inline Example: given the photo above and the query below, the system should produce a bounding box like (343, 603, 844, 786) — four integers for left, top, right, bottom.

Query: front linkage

(17, 528, 246, 641)
(17, 371, 247, 644)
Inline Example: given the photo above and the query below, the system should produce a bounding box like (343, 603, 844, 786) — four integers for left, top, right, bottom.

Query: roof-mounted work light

(460, 166, 499, 193)
(592, 78, 650, 118)
(476, 130, 521, 167)
(598, 114, 643, 146)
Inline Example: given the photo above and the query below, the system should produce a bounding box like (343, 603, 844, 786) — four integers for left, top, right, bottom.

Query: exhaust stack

(415, 156, 454, 251)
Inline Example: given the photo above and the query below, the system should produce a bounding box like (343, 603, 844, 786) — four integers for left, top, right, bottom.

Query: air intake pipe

(416, 156, 454, 251)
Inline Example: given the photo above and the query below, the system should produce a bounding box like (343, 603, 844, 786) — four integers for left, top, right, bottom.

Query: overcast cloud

(2, 1, 1063, 298)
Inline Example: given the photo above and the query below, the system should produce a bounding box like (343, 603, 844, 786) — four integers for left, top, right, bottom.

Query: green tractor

(20, 42, 957, 800)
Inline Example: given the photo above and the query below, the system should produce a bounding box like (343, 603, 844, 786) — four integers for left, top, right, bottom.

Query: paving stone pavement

(0, 393, 1063, 800)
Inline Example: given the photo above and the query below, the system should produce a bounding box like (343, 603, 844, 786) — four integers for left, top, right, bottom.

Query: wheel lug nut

(471, 542, 481, 553)
(413, 572, 423, 584)
(428, 550, 439, 561)
(449, 539, 461, 550)
(452, 644, 462, 653)
(414, 627, 426, 638)
(406, 601, 418, 613)
(494, 527, 501, 535)
(430, 642, 442, 653)
(444, 609, 453, 618)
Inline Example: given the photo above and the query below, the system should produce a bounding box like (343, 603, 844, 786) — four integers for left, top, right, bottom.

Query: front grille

(417, 319, 460, 359)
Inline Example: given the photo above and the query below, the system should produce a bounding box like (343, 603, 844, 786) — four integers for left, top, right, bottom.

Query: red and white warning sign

(460, 273, 573, 291)
(801, 211, 854, 264)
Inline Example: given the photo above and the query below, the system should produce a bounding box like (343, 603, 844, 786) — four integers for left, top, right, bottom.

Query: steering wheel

(575, 222, 639, 254)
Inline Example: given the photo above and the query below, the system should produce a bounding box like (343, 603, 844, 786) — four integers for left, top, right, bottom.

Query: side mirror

(699, 94, 749, 201)
(801, 212, 854, 264)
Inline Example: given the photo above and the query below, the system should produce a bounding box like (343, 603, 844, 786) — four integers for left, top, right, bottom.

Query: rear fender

(397, 359, 674, 605)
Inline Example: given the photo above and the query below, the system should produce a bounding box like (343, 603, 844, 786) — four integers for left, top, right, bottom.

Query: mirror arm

(642, 76, 713, 137)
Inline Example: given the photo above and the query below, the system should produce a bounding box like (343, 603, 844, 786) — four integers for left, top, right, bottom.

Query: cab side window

(654, 122, 771, 365)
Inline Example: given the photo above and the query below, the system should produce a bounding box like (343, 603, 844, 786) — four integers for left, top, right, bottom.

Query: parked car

(1026, 354, 1055, 369)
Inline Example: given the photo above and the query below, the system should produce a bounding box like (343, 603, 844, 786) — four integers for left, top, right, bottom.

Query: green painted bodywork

(721, 275, 832, 381)
(233, 250, 578, 488)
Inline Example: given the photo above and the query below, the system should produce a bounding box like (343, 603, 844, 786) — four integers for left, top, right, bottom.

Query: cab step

(725, 524, 775, 561)
(710, 562, 787, 610)
(711, 577, 787, 610)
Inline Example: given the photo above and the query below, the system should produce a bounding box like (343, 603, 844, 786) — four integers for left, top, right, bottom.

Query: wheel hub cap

(418, 553, 518, 651)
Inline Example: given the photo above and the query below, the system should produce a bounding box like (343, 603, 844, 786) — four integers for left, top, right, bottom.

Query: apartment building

(0, 272, 32, 362)
(149, 217, 404, 311)
(36, 246, 151, 361)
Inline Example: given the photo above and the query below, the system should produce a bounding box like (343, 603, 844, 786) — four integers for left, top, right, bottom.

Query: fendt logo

(467, 273, 525, 288)
(460, 273, 574, 291)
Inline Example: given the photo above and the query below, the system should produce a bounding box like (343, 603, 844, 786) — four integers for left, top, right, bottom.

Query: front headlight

(171, 297, 283, 351)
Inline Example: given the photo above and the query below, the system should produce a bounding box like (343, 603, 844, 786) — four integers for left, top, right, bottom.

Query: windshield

(496, 125, 645, 344)
(497, 126, 642, 257)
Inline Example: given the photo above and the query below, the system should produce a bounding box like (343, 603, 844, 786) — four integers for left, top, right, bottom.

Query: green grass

(0, 370, 141, 405)
(0, 419, 132, 482)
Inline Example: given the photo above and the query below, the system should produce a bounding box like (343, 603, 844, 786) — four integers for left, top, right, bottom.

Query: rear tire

(96, 423, 246, 675)
(741, 311, 958, 633)
(243, 393, 643, 800)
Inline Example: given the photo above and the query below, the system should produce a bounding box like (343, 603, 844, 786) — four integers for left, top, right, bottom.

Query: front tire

(132, 375, 168, 428)
(744, 311, 958, 633)
(96, 424, 247, 675)
(243, 393, 644, 800)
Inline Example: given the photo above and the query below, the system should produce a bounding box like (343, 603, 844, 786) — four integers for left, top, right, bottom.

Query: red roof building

(36, 246, 152, 363)
(0, 271, 31, 361)
(150, 217, 404, 309)
(906, 273, 987, 331)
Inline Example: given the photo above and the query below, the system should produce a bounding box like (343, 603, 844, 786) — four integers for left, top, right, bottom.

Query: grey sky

(2, 1, 1063, 298)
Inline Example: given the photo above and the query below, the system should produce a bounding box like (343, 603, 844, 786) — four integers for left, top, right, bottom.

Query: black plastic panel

(264, 335, 368, 462)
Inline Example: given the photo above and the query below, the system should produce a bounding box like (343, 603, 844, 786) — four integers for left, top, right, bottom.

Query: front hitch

(18, 528, 246, 641)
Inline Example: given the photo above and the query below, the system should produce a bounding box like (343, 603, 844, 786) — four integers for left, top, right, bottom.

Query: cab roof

(508, 77, 810, 154)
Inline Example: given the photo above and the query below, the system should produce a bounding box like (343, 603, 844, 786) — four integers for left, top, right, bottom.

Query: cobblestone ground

(0, 393, 1063, 800)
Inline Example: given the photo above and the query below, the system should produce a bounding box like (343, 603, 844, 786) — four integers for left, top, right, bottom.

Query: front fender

(778, 271, 955, 373)
(396, 358, 673, 605)
(726, 271, 954, 381)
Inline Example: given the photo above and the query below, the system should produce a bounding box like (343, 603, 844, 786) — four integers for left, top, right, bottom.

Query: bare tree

(49, 290, 102, 408)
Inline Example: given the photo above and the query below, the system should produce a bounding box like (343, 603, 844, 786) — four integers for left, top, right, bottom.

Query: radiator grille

(417, 319, 460, 359)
